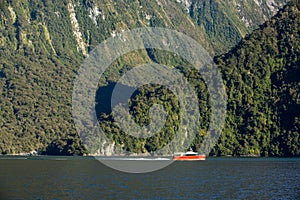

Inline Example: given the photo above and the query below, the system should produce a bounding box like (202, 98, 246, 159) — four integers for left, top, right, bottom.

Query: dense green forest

(95, 0, 300, 157)
(213, 0, 300, 156)
(0, 0, 299, 156)
(188, 0, 288, 53)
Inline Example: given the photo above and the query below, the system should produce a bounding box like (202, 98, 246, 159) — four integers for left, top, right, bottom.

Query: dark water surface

(0, 157, 299, 199)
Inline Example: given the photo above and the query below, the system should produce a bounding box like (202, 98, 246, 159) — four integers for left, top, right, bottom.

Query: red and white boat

(173, 151, 206, 161)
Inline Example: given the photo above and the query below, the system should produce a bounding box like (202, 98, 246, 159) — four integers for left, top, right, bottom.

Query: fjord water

(0, 157, 299, 200)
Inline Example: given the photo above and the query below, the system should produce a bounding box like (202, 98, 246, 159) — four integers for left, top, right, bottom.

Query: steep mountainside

(0, 0, 297, 155)
(0, 0, 211, 154)
(187, 0, 289, 52)
(0, 0, 288, 56)
(213, 0, 299, 156)
(95, 0, 299, 156)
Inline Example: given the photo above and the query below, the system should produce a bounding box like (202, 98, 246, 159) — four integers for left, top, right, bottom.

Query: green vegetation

(188, 0, 288, 53)
(95, 0, 300, 156)
(213, 0, 300, 156)
(0, 0, 298, 156)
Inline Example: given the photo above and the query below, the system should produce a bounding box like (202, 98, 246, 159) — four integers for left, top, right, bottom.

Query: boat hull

(173, 155, 206, 161)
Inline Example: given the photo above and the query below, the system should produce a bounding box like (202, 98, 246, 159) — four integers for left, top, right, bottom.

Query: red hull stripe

(173, 155, 206, 160)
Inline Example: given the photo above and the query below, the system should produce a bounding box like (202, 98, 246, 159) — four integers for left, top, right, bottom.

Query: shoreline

(1, 154, 299, 159)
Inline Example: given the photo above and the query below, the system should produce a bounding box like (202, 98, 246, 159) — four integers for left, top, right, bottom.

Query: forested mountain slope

(96, 0, 299, 156)
(0, 0, 210, 154)
(187, 0, 289, 52)
(213, 0, 299, 156)
(0, 0, 297, 156)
